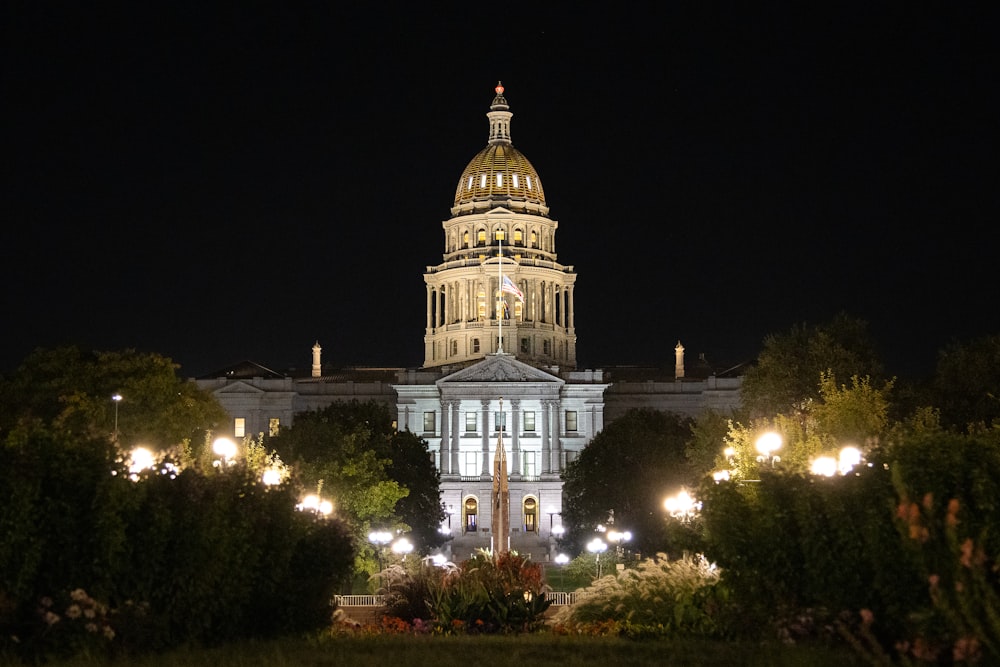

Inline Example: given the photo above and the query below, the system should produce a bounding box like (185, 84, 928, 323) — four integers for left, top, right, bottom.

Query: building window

(512, 174, 519, 188)
(480, 174, 487, 188)
(520, 338, 530, 354)
(523, 497, 537, 533)
(423, 411, 436, 433)
(467, 176, 473, 190)
(565, 411, 578, 432)
(465, 412, 477, 432)
(463, 451, 478, 477)
(496, 173, 503, 187)
(543, 340, 551, 355)
(526, 175, 532, 189)
(450, 340, 458, 356)
(530, 231, 537, 247)
(523, 411, 535, 431)
(514, 229, 523, 245)
(523, 451, 536, 477)
(234, 418, 245, 438)
(268, 418, 280, 437)
(463, 231, 470, 247)
(494, 411, 507, 432)
(465, 497, 478, 533)
(472, 338, 480, 353)
(494, 229, 505, 242)
(477, 230, 487, 245)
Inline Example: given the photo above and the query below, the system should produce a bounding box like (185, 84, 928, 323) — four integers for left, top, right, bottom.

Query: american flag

(501, 275, 524, 302)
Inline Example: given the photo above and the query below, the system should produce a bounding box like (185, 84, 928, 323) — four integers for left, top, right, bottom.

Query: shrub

(551, 553, 731, 638)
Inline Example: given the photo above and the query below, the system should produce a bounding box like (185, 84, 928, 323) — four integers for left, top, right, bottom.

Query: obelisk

(491, 397, 510, 553)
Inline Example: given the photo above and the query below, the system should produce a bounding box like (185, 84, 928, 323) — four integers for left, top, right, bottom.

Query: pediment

(438, 354, 563, 385)
(213, 380, 266, 396)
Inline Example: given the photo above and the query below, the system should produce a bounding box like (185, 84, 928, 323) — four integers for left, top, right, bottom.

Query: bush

(551, 553, 732, 638)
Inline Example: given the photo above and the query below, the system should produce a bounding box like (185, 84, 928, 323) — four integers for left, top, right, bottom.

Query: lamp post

(392, 537, 413, 561)
(212, 437, 238, 467)
(369, 530, 392, 572)
(606, 529, 632, 562)
(111, 394, 123, 442)
(587, 537, 607, 580)
(755, 432, 782, 467)
(665, 489, 701, 523)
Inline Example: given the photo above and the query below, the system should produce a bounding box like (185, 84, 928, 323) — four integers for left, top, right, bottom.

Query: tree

(0, 346, 228, 450)
(931, 334, 1000, 431)
(561, 408, 696, 557)
(269, 400, 444, 562)
(740, 313, 884, 419)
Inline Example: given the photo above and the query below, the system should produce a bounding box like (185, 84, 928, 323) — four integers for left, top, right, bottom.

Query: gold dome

(453, 83, 547, 213)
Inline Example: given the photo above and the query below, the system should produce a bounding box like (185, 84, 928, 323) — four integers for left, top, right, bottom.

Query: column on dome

(568, 285, 575, 330)
(425, 284, 433, 330)
(510, 399, 521, 478)
(480, 399, 491, 477)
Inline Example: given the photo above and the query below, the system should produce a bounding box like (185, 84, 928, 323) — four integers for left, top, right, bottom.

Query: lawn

(18, 634, 871, 667)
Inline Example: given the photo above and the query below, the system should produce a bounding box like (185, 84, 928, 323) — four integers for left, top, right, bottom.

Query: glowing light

(261, 468, 282, 486)
(811, 456, 838, 477)
(665, 489, 702, 522)
(128, 447, 156, 475)
(212, 437, 238, 465)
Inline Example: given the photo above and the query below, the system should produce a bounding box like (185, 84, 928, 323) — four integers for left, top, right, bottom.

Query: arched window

(450, 340, 458, 356)
(464, 497, 478, 533)
(477, 229, 487, 246)
(523, 497, 537, 533)
(463, 231, 470, 248)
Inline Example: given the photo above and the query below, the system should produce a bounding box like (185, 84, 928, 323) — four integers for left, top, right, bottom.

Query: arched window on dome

(467, 176, 473, 190)
(496, 173, 503, 187)
(529, 231, 537, 248)
(512, 174, 519, 188)
(513, 228, 523, 246)
(477, 229, 487, 246)
(480, 174, 487, 188)
(463, 231, 470, 248)
(450, 340, 458, 357)
(526, 175, 533, 190)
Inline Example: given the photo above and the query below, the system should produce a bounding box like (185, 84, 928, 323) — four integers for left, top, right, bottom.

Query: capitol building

(195, 84, 742, 560)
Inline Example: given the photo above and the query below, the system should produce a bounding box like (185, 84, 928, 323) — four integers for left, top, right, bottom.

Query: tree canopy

(269, 400, 445, 559)
(0, 346, 229, 450)
(561, 408, 696, 557)
(740, 313, 884, 419)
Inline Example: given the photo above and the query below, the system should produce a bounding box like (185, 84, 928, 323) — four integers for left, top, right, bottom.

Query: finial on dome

(495, 81, 504, 95)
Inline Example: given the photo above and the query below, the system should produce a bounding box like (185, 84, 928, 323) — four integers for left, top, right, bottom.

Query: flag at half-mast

(501, 275, 524, 302)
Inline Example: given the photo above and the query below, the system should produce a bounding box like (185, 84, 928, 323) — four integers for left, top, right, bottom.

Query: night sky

(4, 5, 996, 379)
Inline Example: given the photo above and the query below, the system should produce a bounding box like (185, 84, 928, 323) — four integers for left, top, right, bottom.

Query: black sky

(3, 5, 997, 379)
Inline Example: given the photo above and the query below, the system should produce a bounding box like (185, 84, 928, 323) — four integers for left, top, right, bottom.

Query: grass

(15, 634, 872, 667)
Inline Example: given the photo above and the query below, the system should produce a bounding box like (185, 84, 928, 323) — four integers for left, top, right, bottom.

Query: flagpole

(498, 233, 504, 354)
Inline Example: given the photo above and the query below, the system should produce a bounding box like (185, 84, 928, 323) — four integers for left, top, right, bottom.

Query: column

(440, 399, 450, 474)
(541, 400, 552, 474)
(510, 399, 521, 478)
(480, 399, 491, 477)
(425, 284, 433, 330)
(568, 285, 575, 330)
(450, 400, 461, 475)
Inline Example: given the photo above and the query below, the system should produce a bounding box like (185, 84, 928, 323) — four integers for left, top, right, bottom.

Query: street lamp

(606, 529, 632, 561)
(212, 437, 238, 467)
(587, 537, 607, 579)
(392, 537, 413, 561)
(665, 489, 701, 523)
(369, 530, 392, 572)
(755, 432, 782, 467)
(111, 394, 123, 442)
